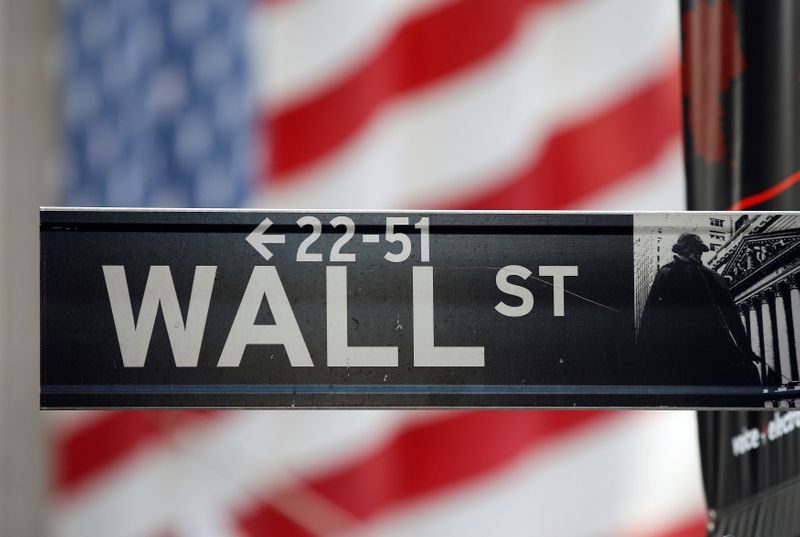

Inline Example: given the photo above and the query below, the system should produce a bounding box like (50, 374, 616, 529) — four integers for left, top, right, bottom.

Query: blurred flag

(49, 1, 705, 537)
(60, 0, 253, 207)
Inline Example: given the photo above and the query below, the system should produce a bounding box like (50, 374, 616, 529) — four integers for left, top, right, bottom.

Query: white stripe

(49, 411, 449, 537)
(252, 0, 456, 110)
(337, 412, 704, 537)
(47, 411, 119, 438)
(252, 0, 678, 210)
(568, 140, 686, 211)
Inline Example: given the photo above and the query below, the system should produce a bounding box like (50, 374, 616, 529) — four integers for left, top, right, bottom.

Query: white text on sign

(102, 263, 578, 368)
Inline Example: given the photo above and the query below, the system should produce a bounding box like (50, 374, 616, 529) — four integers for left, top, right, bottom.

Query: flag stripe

(254, 0, 678, 210)
(51, 412, 442, 537)
(567, 140, 684, 211)
(266, 0, 563, 178)
(448, 63, 681, 210)
(239, 505, 314, 537)
(237, 410, 614, 535)
(310, 410, 611, 519)
(630, 517, 707, 537)
(326, 412, 704, 537)
(255, 0, 456, 108)
(55, 410, 220, 494)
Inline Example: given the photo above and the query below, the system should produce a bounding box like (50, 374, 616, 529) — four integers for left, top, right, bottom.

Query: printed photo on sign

(634, 213, 800, 406)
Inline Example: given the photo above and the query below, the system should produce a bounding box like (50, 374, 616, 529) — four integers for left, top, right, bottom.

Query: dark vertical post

(682, 1, 800, 535)
(682, 0, 800, 211)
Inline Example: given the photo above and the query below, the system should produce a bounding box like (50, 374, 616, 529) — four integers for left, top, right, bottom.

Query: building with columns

(709, 215, 800, 389)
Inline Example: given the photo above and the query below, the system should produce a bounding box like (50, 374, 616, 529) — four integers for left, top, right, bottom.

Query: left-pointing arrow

(246, 216, 285, 261)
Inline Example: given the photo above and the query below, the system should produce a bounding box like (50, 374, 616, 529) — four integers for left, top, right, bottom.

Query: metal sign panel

(40, 209, 800, 408)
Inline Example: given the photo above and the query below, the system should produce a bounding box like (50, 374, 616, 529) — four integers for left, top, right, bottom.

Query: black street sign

(40, 209, 800, 409)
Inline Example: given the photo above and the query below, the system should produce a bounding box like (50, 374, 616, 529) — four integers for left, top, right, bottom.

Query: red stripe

(54, 410, 220, 494)
(239, 504, 316, 537)
(265, 0, 563, 177)
(238, 410, 616, 535)
(445, 64, 681, 210)
(623, 515, 707, 537)
(648, 517, 707, 537)
(727, 170, 800, 210)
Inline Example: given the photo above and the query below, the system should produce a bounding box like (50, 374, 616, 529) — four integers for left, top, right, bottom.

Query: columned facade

(774, 286, 792, 380)
(710, 215, 800, 392)
(759, 291, 776, 374)
(746, 300, 761, 364)
(791, 278, 800, 371)
(737, 279, 800, 384)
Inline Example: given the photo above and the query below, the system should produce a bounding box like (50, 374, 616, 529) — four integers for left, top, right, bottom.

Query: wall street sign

(40, 209, 800, 409)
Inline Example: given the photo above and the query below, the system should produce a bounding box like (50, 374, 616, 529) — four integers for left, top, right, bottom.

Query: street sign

(40, 209, 800, 408)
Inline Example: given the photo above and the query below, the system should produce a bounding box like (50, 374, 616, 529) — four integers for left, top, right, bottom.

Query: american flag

(50, 1, 706, 536)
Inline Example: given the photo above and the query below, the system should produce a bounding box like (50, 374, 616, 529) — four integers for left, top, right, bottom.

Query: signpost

(40, 209, 800, 408)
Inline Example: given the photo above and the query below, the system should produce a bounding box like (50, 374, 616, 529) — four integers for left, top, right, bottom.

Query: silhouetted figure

(639, 233, 760, 386)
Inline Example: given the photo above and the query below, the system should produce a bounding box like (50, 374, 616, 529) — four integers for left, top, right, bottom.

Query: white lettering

(326, 266, 398, 366)
(539, 266, 579, 317)
(731, 427, 760, 456)
(413, 266, 484, 367)
(218, 266, 312, 367)
(103, 265, 216, 367)
(494, 265, 534, 317)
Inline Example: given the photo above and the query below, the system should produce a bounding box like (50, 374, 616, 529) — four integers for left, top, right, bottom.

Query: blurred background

(0, 0, 706, 535)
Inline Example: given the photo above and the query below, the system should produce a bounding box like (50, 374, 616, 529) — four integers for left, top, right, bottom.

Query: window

(735, 215, 748, 231)
(710, 218, 725, 227)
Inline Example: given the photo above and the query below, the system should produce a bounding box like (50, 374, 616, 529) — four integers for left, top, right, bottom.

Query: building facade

(709, 215, 800, 392)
